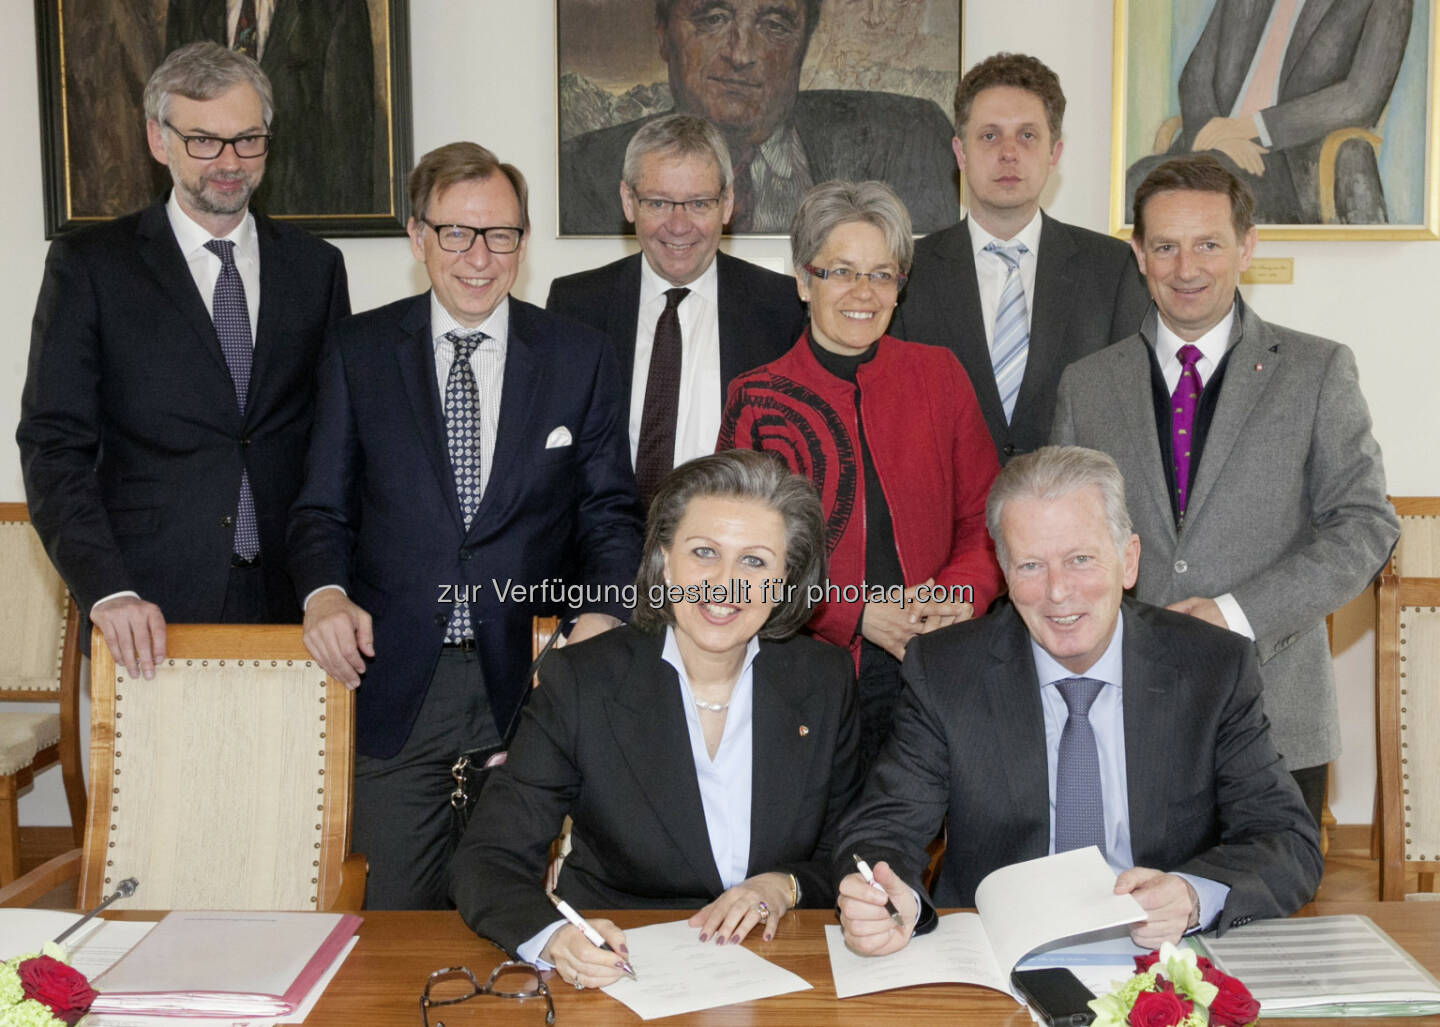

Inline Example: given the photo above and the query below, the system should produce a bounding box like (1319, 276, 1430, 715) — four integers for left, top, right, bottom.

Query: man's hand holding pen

(837, 859, 920, 956)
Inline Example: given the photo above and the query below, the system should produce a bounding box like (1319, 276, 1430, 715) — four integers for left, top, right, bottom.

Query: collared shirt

(518, 626, 759, 968)
(1229, 0, 1309, 146)
(1030, 617, 1230, 930)
(969, 209, 1044, 350)
(226, 0, 277, 59)
(747, 123, 815, 233)
(1149, 303, 1256, 640)
(430, 293, 509, 502)
(631, 257, 722, 468)
(166, 190, 260, 342)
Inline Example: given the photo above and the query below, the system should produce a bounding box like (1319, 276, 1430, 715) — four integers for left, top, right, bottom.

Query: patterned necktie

(984, 241, 1030, 424)
(1054, 677, 1106, 856)
(443, 330, 487, 642)
(1171, 344, 1205, 519)
(203, 239, 259, 561)
(634, 287, 690, 507)
(233, 0, 260, 59)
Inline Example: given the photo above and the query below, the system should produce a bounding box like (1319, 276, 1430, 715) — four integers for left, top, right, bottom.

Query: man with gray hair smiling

(836, 445, 1320, 955)
(548, 114, 803, 505)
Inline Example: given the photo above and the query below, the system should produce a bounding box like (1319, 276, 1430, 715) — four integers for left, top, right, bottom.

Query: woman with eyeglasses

(718, 179, 1004, 772)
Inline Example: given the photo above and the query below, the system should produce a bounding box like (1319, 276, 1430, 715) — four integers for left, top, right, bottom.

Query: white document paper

(600, 919, 811, 1020)
(825, 847, 1145, 1001)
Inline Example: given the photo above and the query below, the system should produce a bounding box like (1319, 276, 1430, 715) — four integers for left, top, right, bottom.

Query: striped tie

(985, 241, 1030, 423)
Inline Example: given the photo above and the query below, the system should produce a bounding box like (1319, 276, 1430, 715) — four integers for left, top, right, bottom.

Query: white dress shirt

(1152, 306, 1256, 640)
(630, 257, 723, 468)
(969, 209, 1044, 350)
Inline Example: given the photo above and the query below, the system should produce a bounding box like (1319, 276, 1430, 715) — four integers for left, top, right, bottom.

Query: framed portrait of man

(1111, 0, 1439, 240)
(556, 0, 962, 236)
(34, 0, 413, 237)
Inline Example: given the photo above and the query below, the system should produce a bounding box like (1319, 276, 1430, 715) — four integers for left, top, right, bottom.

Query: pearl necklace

(693, 698, 730, 713)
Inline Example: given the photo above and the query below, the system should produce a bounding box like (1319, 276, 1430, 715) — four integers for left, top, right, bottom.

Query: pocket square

(545, 426, 573, 449)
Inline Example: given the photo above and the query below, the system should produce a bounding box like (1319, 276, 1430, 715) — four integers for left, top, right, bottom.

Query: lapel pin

(798, 725, 809, 737)
(1254, 363, 1264, 371)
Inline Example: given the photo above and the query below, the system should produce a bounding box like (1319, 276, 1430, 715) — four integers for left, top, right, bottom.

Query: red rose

(17, 954, 97, 1025)
(1134, 950, 1161, 973)
(1128, 987, 1193, 1027)
(1207, 973, 1261, 1027)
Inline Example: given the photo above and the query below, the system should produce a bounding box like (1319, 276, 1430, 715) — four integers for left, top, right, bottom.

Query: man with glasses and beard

(18, 42, 349, 681)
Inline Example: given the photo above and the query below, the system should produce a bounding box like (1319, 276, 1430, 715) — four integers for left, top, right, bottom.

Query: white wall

(2, 0, 1434, 825)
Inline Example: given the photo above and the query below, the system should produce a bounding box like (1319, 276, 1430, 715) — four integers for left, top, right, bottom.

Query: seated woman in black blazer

(451, 450, 860, 990)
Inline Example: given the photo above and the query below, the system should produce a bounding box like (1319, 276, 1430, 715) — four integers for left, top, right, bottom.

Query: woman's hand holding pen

(689, 872, 792, 944)
(541, 919, 630, 989)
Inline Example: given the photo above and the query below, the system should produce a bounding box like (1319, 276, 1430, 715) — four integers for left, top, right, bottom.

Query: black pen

(548, 892, 638, 979)
(852, 853, 905, 927)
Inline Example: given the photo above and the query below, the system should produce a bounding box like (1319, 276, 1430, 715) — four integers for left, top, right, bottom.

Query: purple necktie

(1054, 677, 1106, 856)
(634, 287, 689, 507)
(203, 239, 259, 561)
(1170, 344, 1204, 518)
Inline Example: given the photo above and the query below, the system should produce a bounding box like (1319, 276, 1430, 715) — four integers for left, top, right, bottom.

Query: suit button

(1174, 559, 1188, 573)
(239, 438, 251, 448)
(1002, 443, 1016, 457)
(434, 613, 447, 627)
(459, 549, 473, 561)
(220, 515, 234, 527)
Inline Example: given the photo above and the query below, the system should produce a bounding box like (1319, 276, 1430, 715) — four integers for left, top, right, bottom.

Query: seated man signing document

(837, 445, 1321, 955)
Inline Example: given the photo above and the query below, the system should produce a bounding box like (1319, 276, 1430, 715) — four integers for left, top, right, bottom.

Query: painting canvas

(556, 0, 962, 236)
(35, 0, 412, 237)
(1111, 0, 1438, 239)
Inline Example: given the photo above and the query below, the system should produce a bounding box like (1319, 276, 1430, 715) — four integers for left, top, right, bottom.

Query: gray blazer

(1051, 301, 1399, 769)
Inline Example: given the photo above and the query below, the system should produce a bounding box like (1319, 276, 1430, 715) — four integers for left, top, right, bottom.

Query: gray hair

(655, 0, 823, 41)
(632, 450, 827, 640)
(143, 42, 274, 130)
(622, 114, 733, 194)
(986, 445, 1134, 568)
(790, 180, 915, 277)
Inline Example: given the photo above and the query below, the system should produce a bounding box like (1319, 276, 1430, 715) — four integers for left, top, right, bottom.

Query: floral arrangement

(0, 943, 96, 1027)
(1089, 941, 1260, 1027)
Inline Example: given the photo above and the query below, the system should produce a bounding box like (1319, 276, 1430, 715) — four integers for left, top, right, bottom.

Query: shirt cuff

(1212, 593, 1256, 640)
(1252, 111, 1272, 147)
(302, 584, 347, 611)
(91, 590, 141, 613)
(1175, 873, 1230, 933)
(516, 919, 568, 969)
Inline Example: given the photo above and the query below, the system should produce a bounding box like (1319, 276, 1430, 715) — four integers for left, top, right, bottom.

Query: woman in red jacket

(719, 180, 1003, 769)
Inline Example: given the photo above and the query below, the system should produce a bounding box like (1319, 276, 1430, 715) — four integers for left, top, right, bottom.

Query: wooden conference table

(112, 902, 1440, 1025)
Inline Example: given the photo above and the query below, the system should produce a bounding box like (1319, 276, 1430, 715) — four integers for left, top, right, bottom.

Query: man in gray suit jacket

(893, 53, 1149, 464)
(837, 446, 1320, 956)
(1052, 155, 1399, 825)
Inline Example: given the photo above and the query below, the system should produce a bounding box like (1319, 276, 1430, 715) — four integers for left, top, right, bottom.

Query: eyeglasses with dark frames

(632, 196, 724, 217)
(803, 264, 908, 289)
(163, 121, 271, 159)
(420, 963, 555, 1026)
(423, 220, 526, 254)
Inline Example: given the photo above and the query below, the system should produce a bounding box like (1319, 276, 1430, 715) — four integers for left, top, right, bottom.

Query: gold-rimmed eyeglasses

(420, 963, 555, 1025)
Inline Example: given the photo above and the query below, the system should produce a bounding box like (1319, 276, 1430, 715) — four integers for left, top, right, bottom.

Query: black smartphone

(1010, 967, 1097, 1027)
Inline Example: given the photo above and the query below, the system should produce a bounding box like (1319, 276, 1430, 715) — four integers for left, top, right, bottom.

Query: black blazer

(452, 626, 861, 956)
(545, 251, 805, 411)
(838, 600, 1322, 934)
(287, 294, 644, 759)
(18, 201, 349, 627)
(892, 213, 1149, 463)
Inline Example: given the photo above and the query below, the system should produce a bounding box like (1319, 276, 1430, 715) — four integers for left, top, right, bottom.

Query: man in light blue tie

(835, 445, 1320, 955)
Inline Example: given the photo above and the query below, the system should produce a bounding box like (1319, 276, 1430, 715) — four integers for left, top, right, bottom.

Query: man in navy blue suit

(289, 143, 644, 908)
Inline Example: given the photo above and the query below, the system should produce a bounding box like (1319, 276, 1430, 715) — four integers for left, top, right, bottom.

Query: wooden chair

(1376, 574, 1440, 900)
(1390, 497, 1440, 576)
(0, 623, 363, 911)
(0, 504, 86, 884)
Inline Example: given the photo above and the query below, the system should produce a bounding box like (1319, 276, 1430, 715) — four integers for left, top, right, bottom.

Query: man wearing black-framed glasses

(19, 41, 350, 682)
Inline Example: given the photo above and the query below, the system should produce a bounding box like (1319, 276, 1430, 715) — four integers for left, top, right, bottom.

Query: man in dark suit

(18, 42, 349, 680)
(166, 0, 376, 215)
(560, 0, 958, 234)
(547, 115, 804, 504)
(892, 53, 1149, 464)
(837, 446, 1320, 956)
(1053, 155, 1399, 826)
(290, 142, 644, 908)
(1125, 0, 1412, 224)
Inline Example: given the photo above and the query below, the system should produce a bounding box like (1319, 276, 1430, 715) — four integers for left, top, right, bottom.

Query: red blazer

(719, 333, 1002, 652)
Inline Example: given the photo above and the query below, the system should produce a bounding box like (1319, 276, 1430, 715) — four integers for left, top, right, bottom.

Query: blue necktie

(203, 239, 259, 561)
(443, 330, 486, 642)
(1054, 677, 1106, 856)
(985, 241, 1030, 424)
